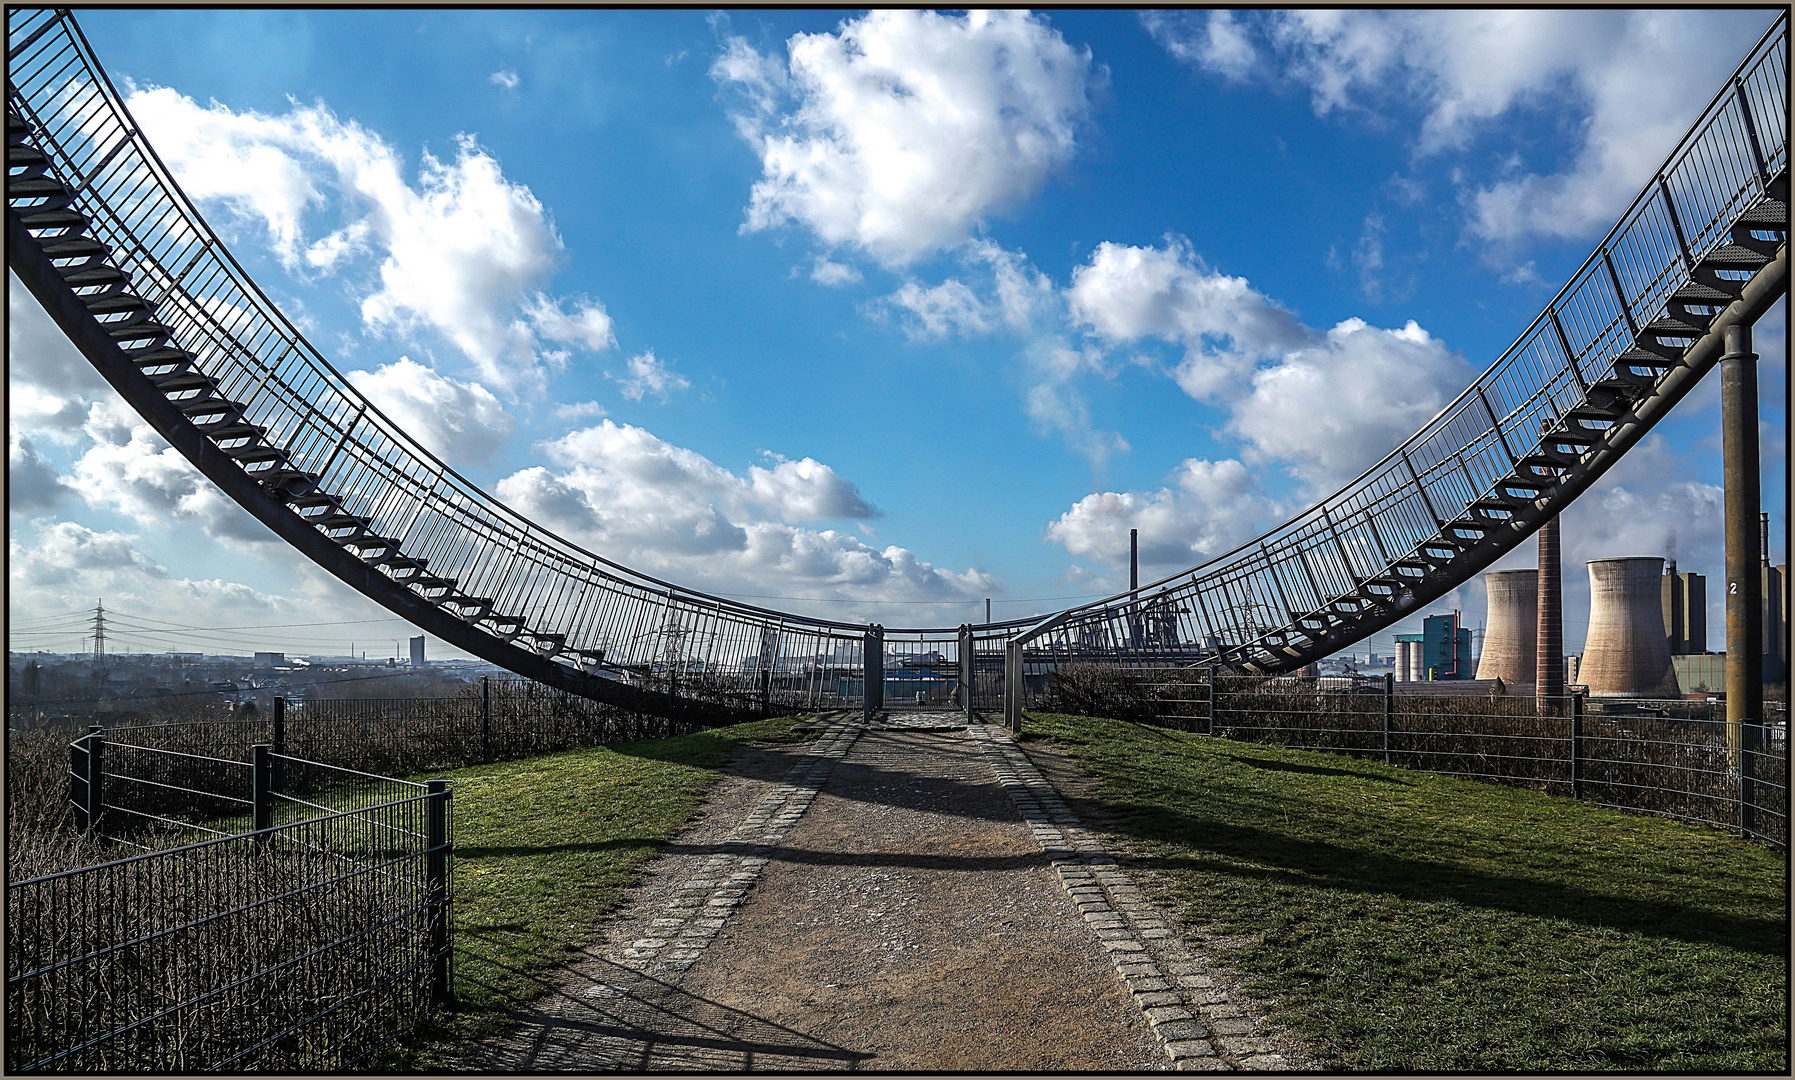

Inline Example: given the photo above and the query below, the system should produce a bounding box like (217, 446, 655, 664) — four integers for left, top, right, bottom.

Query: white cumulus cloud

(1046, 457, 1283, 573)
(65, 400, 272, 547)
(494, 420, 987, 613)
(610, 350, 691, 403)
(1066, 237, 1307, 400)
(1147, 9, 1772, 245)
(125, 87, 618, 393)
(713, 9, 1100, 266)
(347, 357, 516, 465)
(8, 431, 68, 515)
(1226, 317, 1474, 491)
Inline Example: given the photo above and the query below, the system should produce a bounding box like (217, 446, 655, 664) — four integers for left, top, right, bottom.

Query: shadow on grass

(1230, 756, 1414, 785)
(1109, 801, 1786, 956)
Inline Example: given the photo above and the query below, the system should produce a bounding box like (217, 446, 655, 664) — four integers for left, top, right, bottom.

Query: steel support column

(1721, 323, 1763, 764)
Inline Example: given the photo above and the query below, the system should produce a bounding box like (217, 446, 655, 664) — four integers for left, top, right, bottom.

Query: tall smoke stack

(1581, 557, 1680, 697)
(1536, 515, 1564, 703)
(1477, 569, 1538, 683)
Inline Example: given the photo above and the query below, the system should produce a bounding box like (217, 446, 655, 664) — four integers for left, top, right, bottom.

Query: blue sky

(9, 8, 1787, 661)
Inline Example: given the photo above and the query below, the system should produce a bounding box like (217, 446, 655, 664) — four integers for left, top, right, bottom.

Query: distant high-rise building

(1765, 563, 1787, 685)
(1661, 571, 1706, 655)
(410, 635, 426, 668)
(1421, 612, 1473, 680)
(253, 652, 285, 667)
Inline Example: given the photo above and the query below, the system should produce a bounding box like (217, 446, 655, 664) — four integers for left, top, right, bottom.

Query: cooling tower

(1581, 558, 1680, 698)
(1476, 569, 1538, 683)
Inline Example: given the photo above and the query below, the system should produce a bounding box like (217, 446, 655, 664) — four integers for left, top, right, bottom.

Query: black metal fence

(1046, 666, 1789, 848)
(9, 739, 450, 1073)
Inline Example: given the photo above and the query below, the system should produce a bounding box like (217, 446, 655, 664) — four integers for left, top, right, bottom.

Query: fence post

(862, 625, 885, 722)
(480, 675, 491, 762)
(252, 743, 273, 838)
(1740, 717, 1758, 839)
(1205, 666, 1216, 736)
(425, 779, 453, 1005)
(958, 624, 975, 724)
(1570, 693, 1583, 800)
(271, 696, 286, 793)
(85, 725, 103, 840)
(1382, 672, 1394, 767)
(1004, 638, 1023, 733)
(69, 732, 91, 835)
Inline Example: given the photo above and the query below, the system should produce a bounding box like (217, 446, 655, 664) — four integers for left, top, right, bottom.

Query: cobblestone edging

(618, 714, 862, 976)
(968, 723, 1292, 1072)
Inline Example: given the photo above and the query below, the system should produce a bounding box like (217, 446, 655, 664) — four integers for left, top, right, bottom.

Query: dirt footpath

(470, 716, 1302, 1072)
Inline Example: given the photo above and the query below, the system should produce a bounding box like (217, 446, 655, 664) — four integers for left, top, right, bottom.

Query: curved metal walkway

(6, 11, 1788, 716)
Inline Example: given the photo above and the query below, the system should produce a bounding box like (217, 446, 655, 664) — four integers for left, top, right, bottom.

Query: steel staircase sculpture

(6, 9, 1788, 714)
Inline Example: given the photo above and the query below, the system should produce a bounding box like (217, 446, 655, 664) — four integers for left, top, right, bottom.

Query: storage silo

(1394, 635, 1424, 682)
(1476, 569, 1538, 683)
(1581, 558, 1680, 697)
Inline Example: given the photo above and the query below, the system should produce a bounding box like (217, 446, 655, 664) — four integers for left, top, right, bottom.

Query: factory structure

(1392, 613, 1475, 683)
(1394, 516, 1789, 699)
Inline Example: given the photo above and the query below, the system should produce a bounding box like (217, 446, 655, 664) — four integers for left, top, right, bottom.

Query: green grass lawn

(382, 715, 806, 1070)
(1024, 712, 1789, 1072)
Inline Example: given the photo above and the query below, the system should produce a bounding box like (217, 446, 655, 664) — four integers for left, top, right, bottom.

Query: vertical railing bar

(1658, 176, 1695, 274)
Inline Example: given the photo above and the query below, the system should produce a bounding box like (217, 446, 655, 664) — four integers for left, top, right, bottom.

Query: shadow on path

(478, 956, 872, 1071)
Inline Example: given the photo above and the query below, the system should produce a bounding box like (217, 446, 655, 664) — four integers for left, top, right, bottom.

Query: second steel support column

(1721, 323, 1762, 803)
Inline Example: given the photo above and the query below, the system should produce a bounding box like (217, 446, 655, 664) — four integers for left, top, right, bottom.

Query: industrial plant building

(1393, 612, 1474, 682)
(1661, 569, 1706, 656)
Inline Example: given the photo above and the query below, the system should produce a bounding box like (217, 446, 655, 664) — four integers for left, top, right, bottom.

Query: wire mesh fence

(1041, 666, 1788, 848)
(9, 736, 450, 1073)
(50, 676, 703, 785)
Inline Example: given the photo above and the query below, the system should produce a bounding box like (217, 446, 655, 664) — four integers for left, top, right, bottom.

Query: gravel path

(470, 713, 1305, 1072)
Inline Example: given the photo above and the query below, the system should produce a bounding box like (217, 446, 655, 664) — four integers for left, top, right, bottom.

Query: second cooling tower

(1476, 569, 1537, 684)
(1581, 557, 1680, 698)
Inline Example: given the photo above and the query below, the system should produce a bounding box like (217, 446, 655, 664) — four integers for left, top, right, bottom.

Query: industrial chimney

(1581, 557, 1680, 697)
(1476, 569, 1538, 684)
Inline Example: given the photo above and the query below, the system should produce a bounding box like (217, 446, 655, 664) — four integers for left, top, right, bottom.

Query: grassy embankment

(386, 715, 807, 1070)
(1024, 712, 1788, 1073)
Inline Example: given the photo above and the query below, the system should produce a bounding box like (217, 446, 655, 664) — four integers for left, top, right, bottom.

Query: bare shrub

(1045, 662, 1162, 723)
